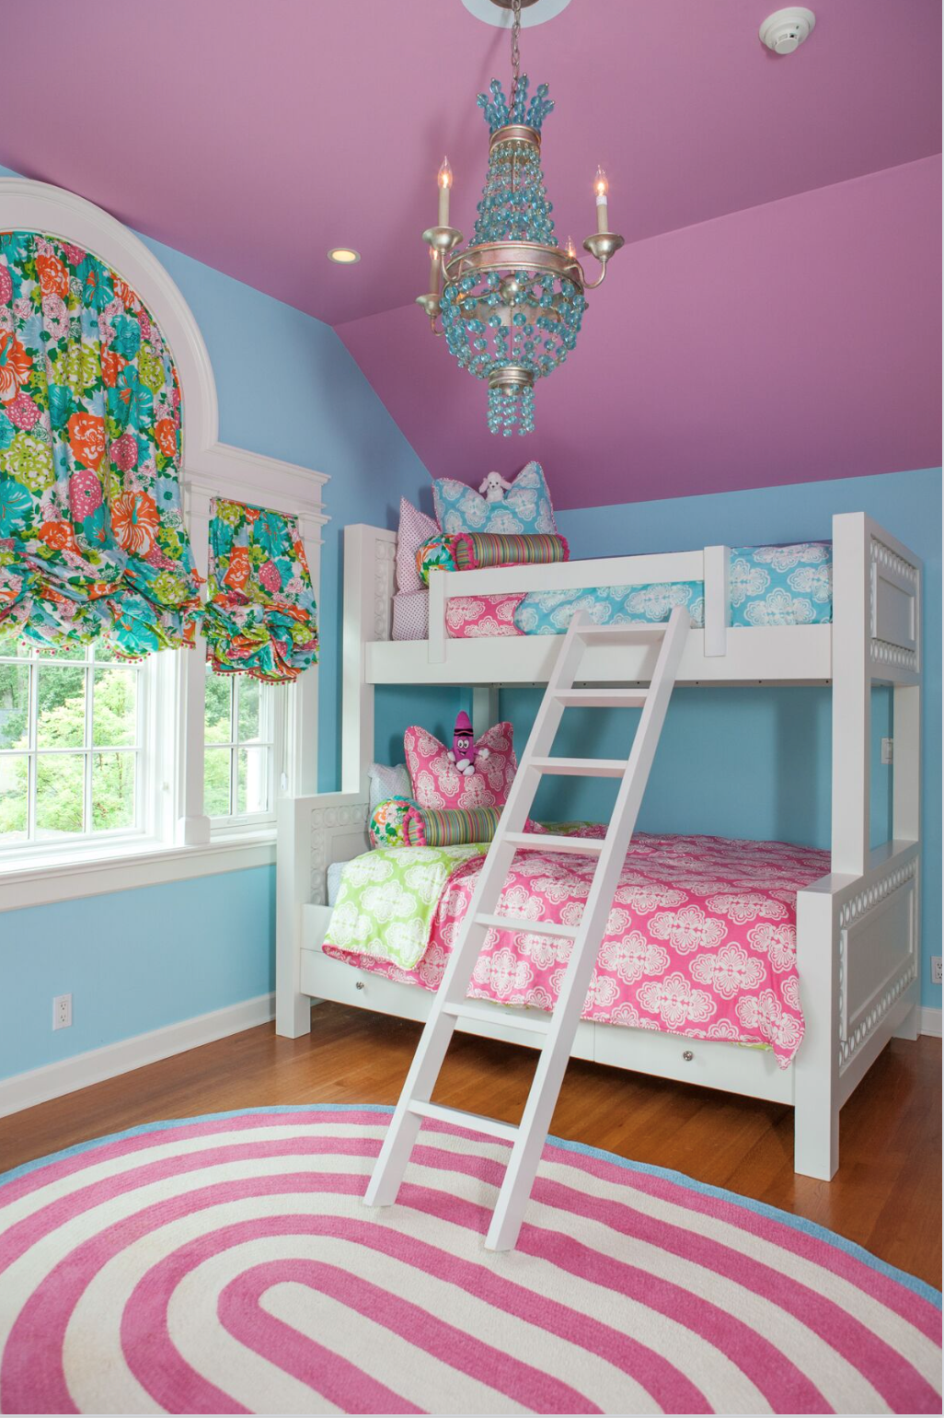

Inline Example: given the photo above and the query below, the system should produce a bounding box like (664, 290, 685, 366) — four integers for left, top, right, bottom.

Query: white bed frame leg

(276, 796, 313, 1037)
(892, 1004, 920, 1042)
(794, 884, 839, 1179)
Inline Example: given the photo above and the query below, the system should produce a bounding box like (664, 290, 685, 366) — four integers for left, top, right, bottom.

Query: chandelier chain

(510, 0, 522, 110)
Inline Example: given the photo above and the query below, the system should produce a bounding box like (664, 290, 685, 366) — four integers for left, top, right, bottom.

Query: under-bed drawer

(593, 1021, 794, 1105)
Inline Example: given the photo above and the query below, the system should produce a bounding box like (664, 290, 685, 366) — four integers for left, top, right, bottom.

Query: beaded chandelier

(417, 0, 624, 436)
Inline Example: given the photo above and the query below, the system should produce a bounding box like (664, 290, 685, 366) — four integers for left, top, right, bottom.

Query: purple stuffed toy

(447, 711, 490, 777)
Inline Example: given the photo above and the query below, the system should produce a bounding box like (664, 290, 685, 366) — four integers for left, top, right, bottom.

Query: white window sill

(0, 831, 277, 913)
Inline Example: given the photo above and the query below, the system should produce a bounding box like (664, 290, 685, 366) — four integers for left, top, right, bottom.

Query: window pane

(93, 669, 136, 747)
(204, 746, 232, 817)
(0, 664, 29, 750)
(237, 677, 262, 742)
(92, 752, 135, 831)
(205, 673, 232, 745)
(92, 639, 120, 663)
(0, 756, 28, 841)
(35, 754, 85, 836)
(237, 746, 268, 816)
(0, 625, 28, 659)
(36, 666, 86, 748)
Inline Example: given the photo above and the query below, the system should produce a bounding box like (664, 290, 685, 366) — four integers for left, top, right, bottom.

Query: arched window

(0, 180, 326, 886)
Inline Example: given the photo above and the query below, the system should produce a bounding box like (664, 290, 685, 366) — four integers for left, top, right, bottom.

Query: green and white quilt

(324, 846, 487, 970)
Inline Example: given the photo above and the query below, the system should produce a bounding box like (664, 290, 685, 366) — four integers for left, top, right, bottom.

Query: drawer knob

(682, 1049, 694, 1062)
(355, 980, 365, 991)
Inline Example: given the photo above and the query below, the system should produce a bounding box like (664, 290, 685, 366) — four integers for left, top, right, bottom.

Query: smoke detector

(759, 7, 816, 54)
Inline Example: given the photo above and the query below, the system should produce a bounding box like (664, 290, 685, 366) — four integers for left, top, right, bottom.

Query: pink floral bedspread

(323, 829, 830, 1067)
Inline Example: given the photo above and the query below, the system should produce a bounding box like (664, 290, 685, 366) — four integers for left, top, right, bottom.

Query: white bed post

(830, 513, 870, 876)
(703, 545, 731, 657)
(794, 882, 840, 1178)
(891, 553, 922, 1042)
(472, 687, 500, 737)
(276, 797, 314, 1036)
(794, 512, 871, 1180)
(342, 525, 392, 793)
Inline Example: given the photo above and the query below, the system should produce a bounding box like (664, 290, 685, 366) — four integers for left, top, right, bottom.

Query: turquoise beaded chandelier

(417, 0, 624, 436)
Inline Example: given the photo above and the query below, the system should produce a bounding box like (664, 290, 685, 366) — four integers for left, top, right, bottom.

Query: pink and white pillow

(396, 498, 438, 594)
(404, 721, 517, 810)
(446, 593, 526, 639)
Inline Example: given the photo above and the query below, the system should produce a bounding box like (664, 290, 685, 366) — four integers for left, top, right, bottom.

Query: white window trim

(0, 177, 330, 909)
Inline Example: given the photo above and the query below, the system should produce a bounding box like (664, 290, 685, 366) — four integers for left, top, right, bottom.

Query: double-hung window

(203, 669, 282, 828)
(0, 627, 150, 852)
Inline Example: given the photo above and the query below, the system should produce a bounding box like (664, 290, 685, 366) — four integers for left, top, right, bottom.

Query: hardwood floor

(1, 1003, 940, 1287)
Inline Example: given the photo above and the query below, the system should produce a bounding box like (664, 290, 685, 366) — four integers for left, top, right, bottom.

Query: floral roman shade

(203, 497, 318, 682)
(0, 231, 201, 656)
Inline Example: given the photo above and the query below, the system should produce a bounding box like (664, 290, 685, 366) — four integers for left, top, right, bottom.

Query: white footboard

(794, 840, 919, 1178)
(275, 791, 369, 1036)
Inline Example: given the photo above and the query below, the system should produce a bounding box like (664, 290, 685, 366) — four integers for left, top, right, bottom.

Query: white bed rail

(427, 545, 734, 662)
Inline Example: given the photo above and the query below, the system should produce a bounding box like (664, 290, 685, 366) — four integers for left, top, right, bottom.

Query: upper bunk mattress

(396, 541, 834, 640)
(322, 828, 830, 1067)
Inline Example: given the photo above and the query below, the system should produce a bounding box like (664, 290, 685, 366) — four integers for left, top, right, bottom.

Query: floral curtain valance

(0, 231, 201, 657)
(204, 497, 319, 683)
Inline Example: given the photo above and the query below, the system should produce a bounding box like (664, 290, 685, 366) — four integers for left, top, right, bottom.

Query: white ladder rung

(575, 622, 667, 643)
(531, 756, 626, 778)
(408, 1101, 517, 1143)
(504, 832, 605, 856)
(443, 1001, 551, 1035)
(475, 913, 579, 940)
(555, 690, 648, 708)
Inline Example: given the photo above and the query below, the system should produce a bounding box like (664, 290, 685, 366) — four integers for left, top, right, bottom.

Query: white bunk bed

(276, 512, 923, 1181)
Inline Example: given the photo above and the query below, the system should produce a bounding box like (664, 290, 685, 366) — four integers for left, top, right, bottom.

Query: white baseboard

(919, 1007, 942, 1039)
(0, 992, 275, 1120)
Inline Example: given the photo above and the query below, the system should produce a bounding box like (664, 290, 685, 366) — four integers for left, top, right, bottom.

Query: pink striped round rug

(0, 1105, 939, 1415)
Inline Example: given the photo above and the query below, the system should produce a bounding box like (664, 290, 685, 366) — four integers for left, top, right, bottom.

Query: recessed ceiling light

(328, 247, 361, 264)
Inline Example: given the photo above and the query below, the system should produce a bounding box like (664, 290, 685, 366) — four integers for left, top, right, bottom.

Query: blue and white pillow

(432, 461, 557, 536)
(729, 543, 832, 627)
(514, 581, 706, 635)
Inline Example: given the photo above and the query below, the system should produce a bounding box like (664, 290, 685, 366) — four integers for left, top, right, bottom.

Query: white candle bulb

(438, 157, 453, 228)
(594, 165, 609, 233)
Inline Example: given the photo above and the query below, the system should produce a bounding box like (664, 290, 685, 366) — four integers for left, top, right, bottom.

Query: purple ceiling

(0, 0, 939, 329)
(337, 158, 942, 507)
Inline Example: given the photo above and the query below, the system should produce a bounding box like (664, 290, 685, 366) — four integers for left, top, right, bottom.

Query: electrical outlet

(932, 958, 943, 986)
(52, 994, 72, 1030)
(881, 737, 894, 765)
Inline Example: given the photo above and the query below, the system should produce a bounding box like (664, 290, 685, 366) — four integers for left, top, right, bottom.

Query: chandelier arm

(582, 262, 610, 291)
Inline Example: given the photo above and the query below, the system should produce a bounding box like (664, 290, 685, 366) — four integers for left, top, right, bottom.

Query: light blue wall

(0, 167, 431, 1081)
(0, 868, 275, 1080)
(502, 467, 940, 1009)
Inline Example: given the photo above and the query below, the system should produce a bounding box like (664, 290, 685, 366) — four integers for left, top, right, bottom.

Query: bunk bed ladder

(364, 605, 691, 1251)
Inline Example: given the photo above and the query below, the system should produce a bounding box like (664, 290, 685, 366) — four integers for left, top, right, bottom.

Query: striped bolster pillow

(453, 532, 569, 572)
(404, 805, 502, 847)
(416, 532, 570, 586)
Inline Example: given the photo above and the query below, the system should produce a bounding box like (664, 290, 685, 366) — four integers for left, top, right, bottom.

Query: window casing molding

(0, 178, 330, 908)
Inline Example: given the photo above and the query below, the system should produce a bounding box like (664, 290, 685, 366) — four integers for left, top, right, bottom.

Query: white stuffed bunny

(478, 471, 513, 503)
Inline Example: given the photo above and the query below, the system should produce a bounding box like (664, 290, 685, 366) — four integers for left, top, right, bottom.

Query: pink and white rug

(0, 1105, 939, 1414)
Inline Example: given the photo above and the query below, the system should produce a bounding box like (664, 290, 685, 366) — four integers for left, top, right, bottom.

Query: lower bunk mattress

(322, 828, 830, 1068)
